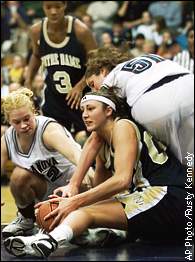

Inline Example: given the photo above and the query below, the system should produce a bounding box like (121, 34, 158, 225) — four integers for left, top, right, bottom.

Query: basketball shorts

(116, 186, 186, 242)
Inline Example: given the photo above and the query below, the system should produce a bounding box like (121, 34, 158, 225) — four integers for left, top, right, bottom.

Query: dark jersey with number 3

(39, 16, 86, 132)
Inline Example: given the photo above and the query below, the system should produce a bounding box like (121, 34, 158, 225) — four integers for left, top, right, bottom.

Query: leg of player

(4, 199, 127, 257)
(2, 167, 47, 239)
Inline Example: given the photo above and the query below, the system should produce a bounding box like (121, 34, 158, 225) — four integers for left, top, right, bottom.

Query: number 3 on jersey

(53, 71, 72, 94)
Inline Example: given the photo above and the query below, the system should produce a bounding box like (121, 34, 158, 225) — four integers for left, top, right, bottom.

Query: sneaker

(2, 212, 35, 239)
(71, 228, 127, 247)
(4, 231, 58, 257)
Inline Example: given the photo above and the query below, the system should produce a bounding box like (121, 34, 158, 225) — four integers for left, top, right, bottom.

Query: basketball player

(51, 47, 194, 199)
(85, 47, 194, 166)
(4, 90, 187, 258)
(25, 1, 97, 137)
(1, 88, 94, 239)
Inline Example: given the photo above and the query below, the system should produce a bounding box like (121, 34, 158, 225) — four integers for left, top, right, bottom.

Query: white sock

(49, 223, 73, 243)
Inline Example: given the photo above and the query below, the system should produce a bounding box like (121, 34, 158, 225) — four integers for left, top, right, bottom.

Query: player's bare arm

(44, 121, 138, 229)
(68, 132, 103, 189)
(50, 132, 100, 198)
(25, 23, 42, 90)
(92, 154, 112, 187)
(66, 19, 97, 109)
(42, 122, 82, 165)
(75, 18, 98, 56)
(112, 120, 138, 188)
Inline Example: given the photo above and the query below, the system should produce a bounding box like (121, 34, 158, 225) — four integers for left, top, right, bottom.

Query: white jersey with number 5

(102, 54, 194, 166)
(103, 54, 190, 106)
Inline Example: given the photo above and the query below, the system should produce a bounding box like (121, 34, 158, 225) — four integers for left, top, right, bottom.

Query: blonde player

(4, 90, 187, 258)
(1, 88, 94, 239)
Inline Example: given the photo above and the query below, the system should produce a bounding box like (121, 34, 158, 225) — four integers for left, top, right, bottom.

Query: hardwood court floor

(1, 185, 17, 224)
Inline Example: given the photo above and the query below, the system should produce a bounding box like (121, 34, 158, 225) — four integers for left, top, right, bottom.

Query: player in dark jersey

(5, 89, 188, 258)
(25, 1, 97, 138)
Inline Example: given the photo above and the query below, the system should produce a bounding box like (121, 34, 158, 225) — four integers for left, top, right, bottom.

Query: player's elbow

(116, 173, 132, 191)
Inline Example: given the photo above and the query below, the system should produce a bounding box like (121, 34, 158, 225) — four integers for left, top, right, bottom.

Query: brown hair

(84, 87, 131, 120)
(85, 47, 133, 79)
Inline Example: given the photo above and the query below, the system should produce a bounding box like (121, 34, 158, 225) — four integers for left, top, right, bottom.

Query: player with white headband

(81, 94, 116, 111)
(45, 47, 194, 203)
(5, 89, 187, 257)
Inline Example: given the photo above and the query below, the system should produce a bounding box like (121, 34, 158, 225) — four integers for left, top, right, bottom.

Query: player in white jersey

(1, 88, 94, 239)
(85, 48, 194, 167)
(50, 47, 193, 200)
(4, 90, 187, 258)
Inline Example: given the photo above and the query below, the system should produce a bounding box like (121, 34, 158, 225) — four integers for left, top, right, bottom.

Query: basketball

(35, 201, 59, 232)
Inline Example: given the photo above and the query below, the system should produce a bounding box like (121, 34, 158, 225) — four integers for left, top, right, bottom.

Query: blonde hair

(1, 88, 35, 121)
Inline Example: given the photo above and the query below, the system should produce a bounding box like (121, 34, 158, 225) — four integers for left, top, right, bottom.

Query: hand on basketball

(34, 197, 62, 209)
(44, 197, 78, 231)
(34, 200, 49, 210)
(66, 84, 82, 110)
(51, 184, 79, 198)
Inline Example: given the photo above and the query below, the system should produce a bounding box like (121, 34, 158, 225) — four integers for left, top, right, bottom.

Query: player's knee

(78, 206, 96, 225)
(10, 167, 33, 190)
(67, 208, 94, 226)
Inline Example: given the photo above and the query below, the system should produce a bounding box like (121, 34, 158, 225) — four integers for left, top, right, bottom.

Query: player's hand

(34, 198, 62, 209)
(44, 197, 78, 231)
(66, 84, 83, 110)
(34, 199, 49, 209)
(50, 184, 80, 198)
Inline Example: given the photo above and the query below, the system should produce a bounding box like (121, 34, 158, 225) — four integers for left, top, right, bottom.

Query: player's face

(86, 73, 106, 91)
(81, 101, 108, 132)
(43, 1, 66, 23)
(9, 106, 36, 136)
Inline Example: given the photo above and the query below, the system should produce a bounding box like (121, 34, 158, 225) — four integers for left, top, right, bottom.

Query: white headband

(81, 95, 116, 111)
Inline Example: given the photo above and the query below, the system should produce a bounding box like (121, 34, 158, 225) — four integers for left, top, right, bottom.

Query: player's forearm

(75, 76, 87, 92)
(73, 172, 129, 208)
(69, 133, 103, 187)
(70, 151, 96, 188)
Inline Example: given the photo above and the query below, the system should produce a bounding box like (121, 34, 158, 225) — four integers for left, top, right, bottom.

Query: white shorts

(131, 74, 194, 166)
